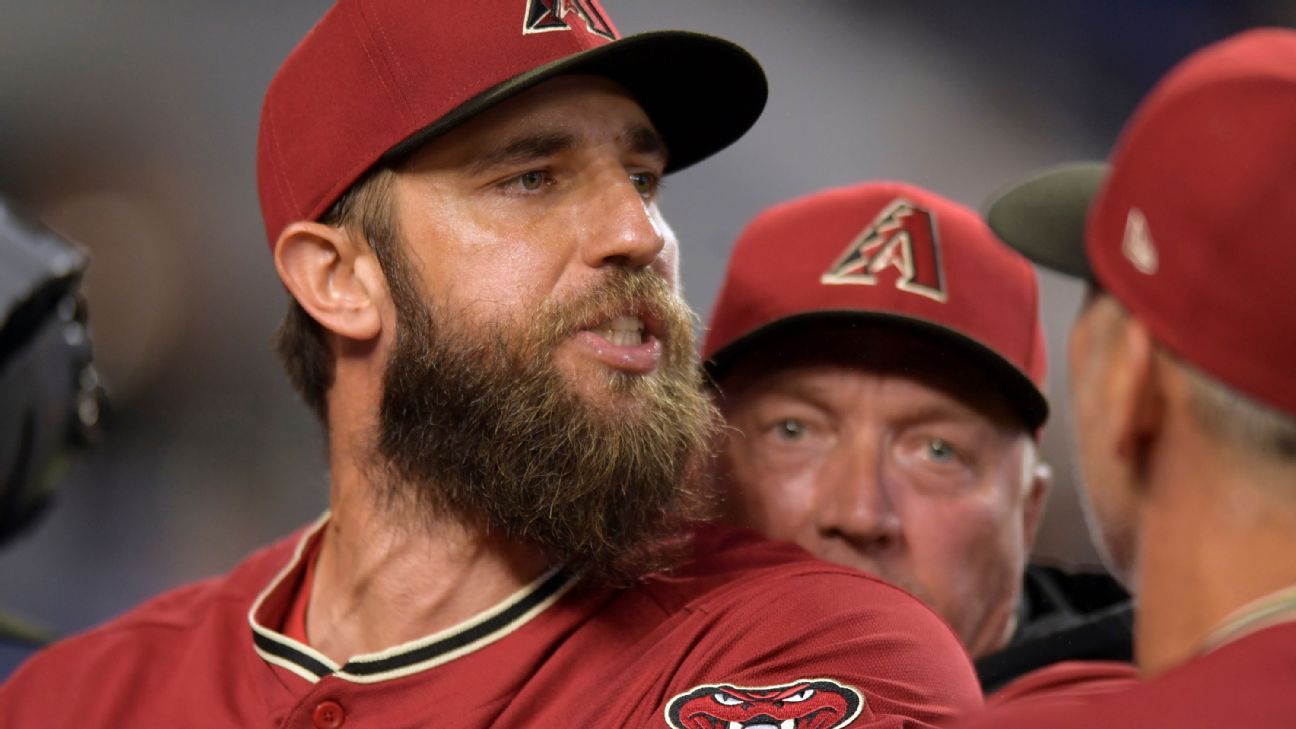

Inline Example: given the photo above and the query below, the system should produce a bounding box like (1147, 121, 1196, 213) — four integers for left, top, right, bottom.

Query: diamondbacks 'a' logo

(820, 198, 947, 302)
(523, 0, 615, 40)
(665, 678, 864, 729)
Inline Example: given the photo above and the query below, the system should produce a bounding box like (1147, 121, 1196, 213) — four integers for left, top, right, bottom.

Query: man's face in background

(716, 326, 1048, 658)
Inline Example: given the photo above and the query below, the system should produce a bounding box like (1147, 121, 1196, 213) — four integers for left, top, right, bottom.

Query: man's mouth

(569, 312, 663, 375)
(591, 315, 647, 347)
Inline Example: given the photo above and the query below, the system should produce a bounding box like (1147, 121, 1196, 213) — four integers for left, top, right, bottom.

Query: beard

(374, 261, 719, 585)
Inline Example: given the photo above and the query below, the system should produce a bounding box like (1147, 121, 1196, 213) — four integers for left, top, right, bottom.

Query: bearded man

(0, 2, 982, 727)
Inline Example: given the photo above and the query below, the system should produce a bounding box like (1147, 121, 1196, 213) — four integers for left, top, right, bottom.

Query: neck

(1133, 425, 1296, 677)
(306, 436, 548, 664)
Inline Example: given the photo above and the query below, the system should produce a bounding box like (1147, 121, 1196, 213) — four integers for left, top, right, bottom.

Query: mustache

(375, 260, 718, 584)
(534, 268, 688, 346)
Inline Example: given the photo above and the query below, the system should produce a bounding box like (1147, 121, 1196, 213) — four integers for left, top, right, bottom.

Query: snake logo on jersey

(664, 678, 864, 729)
(522, 0, 616, 41)
(820, 198, 948, 303)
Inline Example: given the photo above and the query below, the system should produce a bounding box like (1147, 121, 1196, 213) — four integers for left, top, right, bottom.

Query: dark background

(2, 0, 1290, 637)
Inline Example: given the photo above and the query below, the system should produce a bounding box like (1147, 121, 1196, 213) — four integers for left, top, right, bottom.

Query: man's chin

(556, 359, 662, 407)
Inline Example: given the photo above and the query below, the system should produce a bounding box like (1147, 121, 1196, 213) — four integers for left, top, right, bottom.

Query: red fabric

(952, 622, 1296, 728)
(0, 523, 982, 728)
(703, 182, 1047, 422)
(986, 660, 1139, 711)
(258, 0, 614, 247)
(282, 531, 322, 645)
(1087, 29, 1296, 415)
(256, 0, 767, 252)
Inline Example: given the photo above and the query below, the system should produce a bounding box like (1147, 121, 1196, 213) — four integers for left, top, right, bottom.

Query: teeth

(594, 316, 644, 346)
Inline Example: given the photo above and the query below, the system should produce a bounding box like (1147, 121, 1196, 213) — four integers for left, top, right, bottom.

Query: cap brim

(983, 162, 1108, 280)
(704, 310, 1050, 431)
(383, 31, 767, 174)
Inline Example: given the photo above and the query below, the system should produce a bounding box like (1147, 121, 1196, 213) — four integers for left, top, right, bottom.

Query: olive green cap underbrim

(983, 162, 1108, 280)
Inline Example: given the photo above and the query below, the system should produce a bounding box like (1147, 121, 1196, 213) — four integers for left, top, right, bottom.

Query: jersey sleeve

(0, 627, 148, 728)
(659, 568, 983, 728)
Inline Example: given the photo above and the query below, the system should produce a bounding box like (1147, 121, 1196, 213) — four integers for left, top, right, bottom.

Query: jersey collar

(1201, 583, 1296, 655)
(247, 513, 578, 684)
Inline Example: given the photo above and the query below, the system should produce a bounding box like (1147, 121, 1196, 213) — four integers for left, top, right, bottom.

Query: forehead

(398, 74, 659, 171)
(717, 323, 1025, 432)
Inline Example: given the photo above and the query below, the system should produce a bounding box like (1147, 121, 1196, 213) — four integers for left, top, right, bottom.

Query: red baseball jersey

(0, 521, 980, 728)
(986, 660, 1138, 711)
(953, 621, 1296, 728)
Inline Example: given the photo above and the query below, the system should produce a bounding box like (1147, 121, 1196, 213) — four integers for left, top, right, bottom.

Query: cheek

(1070, 385, 1117, 514)
(721, 434, 820, 539)
(650, 208, 680, 284)
(1077, 476, 1138, 581)
(450, 247, 568, 328)
(1067, 316, 1108, 452)
(658, 210, 679, 272)
(902, 494, 1016, 598)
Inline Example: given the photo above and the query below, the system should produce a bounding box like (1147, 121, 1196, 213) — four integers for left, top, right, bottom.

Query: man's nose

(579, 174, 666, 270)
(813, 443, 903, 553)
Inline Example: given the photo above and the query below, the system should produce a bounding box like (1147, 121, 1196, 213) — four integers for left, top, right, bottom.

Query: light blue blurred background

(2, 0, 1290, 638)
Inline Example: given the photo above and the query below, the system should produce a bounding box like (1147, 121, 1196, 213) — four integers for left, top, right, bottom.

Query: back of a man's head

(985, 27, 1296, 677)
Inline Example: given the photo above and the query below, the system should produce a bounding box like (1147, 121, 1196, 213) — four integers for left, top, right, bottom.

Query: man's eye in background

(925, 437, 959, 463)
(773, 419, 808, 441)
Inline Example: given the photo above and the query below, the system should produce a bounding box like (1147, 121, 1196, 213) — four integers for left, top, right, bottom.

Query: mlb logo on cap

(704, 181, 1049, 430)
(523, 0, 615, 39)
(820, 198, 948, 302)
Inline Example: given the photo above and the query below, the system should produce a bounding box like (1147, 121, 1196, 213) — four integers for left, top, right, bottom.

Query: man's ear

(1021, 459, 1052, 553)
(273, 221, 386, 342)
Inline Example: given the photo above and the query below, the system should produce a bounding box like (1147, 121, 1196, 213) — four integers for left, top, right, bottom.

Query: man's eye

(500, 170, 549, 193)
(925, 438, 959, 463)
(773, 419, 808, 441)
(629, 171, 659, 198)
(517, 170, 547, 191)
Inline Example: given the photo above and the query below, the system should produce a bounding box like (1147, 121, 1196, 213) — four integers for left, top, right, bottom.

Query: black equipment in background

(0, 196, 106, 648)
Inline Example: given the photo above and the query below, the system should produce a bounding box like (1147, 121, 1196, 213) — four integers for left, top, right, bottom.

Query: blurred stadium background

(2, 0, 1291, 636)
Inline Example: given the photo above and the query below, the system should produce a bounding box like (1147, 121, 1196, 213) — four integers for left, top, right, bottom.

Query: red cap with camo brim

(984, 28, 1296, 416)
(257, 0, 767, 249)
(705, 181, 1049, 431)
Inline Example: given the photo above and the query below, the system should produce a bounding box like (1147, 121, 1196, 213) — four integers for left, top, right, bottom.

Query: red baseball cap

(256, 0, 767, 248)
(985, 28, 1296, 416)
(704, 182, 1050, 430)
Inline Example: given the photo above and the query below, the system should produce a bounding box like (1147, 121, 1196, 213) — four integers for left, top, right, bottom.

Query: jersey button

(312, 700, 346, 729)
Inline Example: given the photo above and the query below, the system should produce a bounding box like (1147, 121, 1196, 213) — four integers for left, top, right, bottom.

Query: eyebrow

(469, 131, 577, 174)
(740, 380, 844, 425)
(467, 123, 669, 176)
(623, 124, 668, 162)
(762, 376, 986, 426)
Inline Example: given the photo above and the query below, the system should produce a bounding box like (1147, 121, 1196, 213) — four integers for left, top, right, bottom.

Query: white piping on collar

(247, 512, 578, 684)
